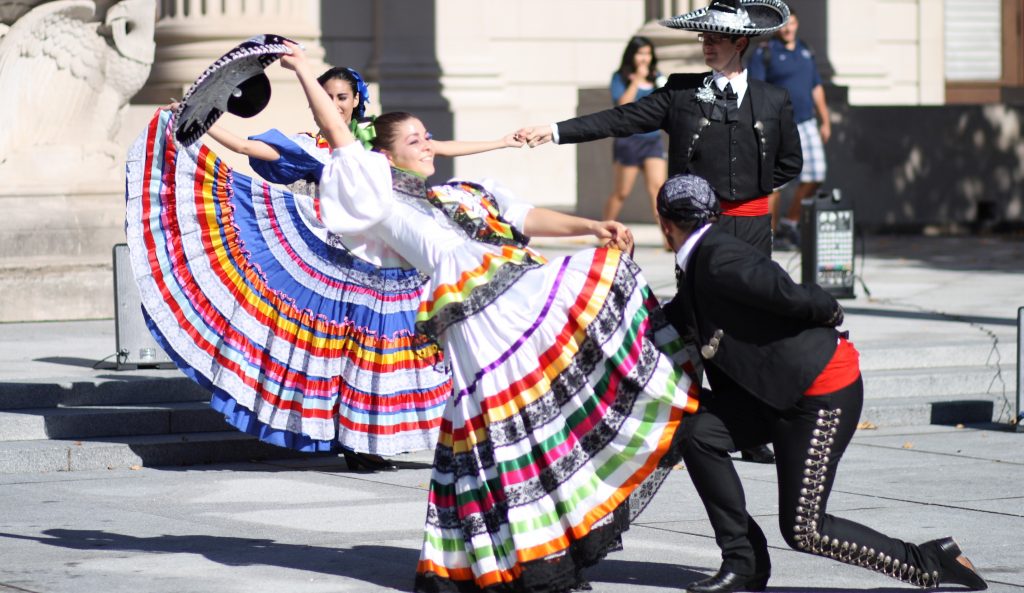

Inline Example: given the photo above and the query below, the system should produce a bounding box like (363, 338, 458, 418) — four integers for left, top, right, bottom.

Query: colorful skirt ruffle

(124, 110, 452, 455)
(415, 247, 699, 592)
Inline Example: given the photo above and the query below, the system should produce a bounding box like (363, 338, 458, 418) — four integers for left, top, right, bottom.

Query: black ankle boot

(685, 569, 769, 593)
(920, 537, 987, 590)
(343, 451, 397, 472)
(739, 444, 775, 464)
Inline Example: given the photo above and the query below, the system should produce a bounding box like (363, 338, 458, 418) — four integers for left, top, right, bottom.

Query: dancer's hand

(517, 125, 552, 148)
(605, 226, 635, 255)
(279, 41, 307, 71)
(592, 220, 632, 251)
(826, 303, 844, 327)
(632, 63, 650, 83)
(617, 227, 636, 255)
(503, 132, 526, 148)
(160, 100, 180, 111)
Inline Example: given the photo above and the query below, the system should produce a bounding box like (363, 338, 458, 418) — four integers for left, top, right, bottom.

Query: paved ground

(0, 232, 1022, 592)
(1, 424, 1022, 593)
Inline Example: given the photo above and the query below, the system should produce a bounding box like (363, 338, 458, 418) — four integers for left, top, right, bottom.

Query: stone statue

(0, 0, 155, 186)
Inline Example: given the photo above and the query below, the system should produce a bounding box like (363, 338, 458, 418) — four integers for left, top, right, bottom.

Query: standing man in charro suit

(656, 173, 987, 593)
(518, 0, 801, 464)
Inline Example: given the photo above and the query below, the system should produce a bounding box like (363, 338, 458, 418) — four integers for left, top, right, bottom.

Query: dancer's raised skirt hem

(124, 110, 451, 455)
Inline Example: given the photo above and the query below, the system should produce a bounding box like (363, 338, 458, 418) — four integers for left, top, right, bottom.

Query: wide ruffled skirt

(415, 247, 698, 592)
(124, 110, 451, 455)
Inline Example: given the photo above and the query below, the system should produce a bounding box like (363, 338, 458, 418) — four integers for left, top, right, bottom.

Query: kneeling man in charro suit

(656, 173, 987, 593)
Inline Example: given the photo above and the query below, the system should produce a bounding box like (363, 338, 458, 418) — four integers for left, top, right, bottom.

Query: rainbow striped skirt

(123, 110, 451, 455)
(414, 246, 699, 592)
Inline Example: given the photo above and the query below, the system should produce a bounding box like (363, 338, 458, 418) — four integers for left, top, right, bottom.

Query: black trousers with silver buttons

(679, 376, 942, 586)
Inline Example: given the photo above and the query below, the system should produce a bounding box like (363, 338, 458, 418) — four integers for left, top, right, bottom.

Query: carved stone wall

(0, 0, 156, 188)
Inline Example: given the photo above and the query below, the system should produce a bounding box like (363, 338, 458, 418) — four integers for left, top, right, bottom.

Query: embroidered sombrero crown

(174, 34, 294, 146)
(661, 0, 789, 37)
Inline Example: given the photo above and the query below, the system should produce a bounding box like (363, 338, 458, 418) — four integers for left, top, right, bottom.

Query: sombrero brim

(660, 0, 790, 36)
(174, 34, 294, 146)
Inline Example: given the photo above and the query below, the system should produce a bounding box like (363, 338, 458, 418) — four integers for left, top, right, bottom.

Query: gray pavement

(1, 232, 1023, 592)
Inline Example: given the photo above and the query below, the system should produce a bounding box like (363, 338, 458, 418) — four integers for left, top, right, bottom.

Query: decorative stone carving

(0, 0, 156, 187)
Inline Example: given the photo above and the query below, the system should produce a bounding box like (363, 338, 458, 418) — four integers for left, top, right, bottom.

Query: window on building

(945, 0, 1024, 103)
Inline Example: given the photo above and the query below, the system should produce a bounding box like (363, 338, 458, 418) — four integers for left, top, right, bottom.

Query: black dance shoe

(342, 452, 398, 472)
(921, 537, 987, 590)
(685, 570, 769, 593)
(739, 444, 775, 464)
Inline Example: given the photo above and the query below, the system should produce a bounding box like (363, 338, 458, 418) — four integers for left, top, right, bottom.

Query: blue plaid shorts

(797, 118, 826, 183)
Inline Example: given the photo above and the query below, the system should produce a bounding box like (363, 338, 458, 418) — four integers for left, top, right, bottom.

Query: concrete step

(0, 377, 210, 410)
(861, 364, 1013, 399)
(859, 392, 1012, 428)
(0, 402, 231, 442)
(0, 432, 317, 474)
(856, 340, 1009, 371)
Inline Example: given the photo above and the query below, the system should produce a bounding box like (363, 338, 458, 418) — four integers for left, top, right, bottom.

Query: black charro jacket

(557, 72, 802, 199)
(663, 226, 844, 410)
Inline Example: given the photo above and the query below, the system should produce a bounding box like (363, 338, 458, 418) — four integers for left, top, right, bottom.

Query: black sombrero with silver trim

(660, 0, 789, 37)
(174, 34, 294, 145)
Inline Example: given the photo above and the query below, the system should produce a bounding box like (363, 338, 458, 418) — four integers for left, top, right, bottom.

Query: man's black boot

(686, 569, 769, 593)
(739, 444, 775, 464)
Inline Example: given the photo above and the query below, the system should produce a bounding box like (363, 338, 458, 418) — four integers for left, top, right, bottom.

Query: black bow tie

(713, 82, 739, 123)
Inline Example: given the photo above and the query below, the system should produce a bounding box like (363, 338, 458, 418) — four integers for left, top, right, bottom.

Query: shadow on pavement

(145, 458, 435, 473)
(0, 529, 983, 592)
(585, 557, 705, 588)
(859, 236, 1024, 274)
(0, 529, 419, 589)
(760, 588, 922, 592)
(34, 356, 112, 369)
(586, 558, 914, 592)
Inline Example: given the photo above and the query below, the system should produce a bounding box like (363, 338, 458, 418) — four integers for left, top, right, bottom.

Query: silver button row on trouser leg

(790, 408, 939, 588)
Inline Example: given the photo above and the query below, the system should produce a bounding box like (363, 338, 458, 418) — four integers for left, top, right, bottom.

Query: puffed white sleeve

(476, 177, 534, 231)
(318, 141, 394, 235)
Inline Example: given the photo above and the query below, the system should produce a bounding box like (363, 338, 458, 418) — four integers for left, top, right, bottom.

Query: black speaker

(800, 189, 856, 299)
(112, 244, 174, 370)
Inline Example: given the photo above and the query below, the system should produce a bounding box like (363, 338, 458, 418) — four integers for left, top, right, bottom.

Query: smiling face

(380, 117, 435, 178)
(321, 77, 360, 124)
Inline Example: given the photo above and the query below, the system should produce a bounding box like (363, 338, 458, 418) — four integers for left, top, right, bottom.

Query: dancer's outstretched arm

(524, 209, 634, 252)
(281, 41, 355, 150)
(433, 134, 524, 157)
(205, 124, 281, 161)
(161, 101, 281, 161)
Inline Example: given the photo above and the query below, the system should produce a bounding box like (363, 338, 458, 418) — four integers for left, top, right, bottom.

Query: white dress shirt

(674, 223, 713, 273)
(713, 69, 748, 107)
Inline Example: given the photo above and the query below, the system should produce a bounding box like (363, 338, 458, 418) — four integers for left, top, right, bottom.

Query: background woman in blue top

(604, 36, 668, 224)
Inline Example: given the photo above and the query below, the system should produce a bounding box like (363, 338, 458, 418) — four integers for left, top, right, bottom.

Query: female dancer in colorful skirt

(126, 34, 524, 471)
(144, 59, 522, 470)
(282, 42, 701, 592)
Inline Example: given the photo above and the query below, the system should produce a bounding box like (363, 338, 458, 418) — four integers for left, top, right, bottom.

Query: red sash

(804, 337, 861, 396)
(720, 195, 769, 217)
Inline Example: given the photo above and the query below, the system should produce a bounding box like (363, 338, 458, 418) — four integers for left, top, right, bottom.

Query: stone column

(368, 0, 455, 179)
(826, 0, 890, 105)
(136, 0, 327, 103)
(433, 0, 516, 185)
(129, 0, 329, 175)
